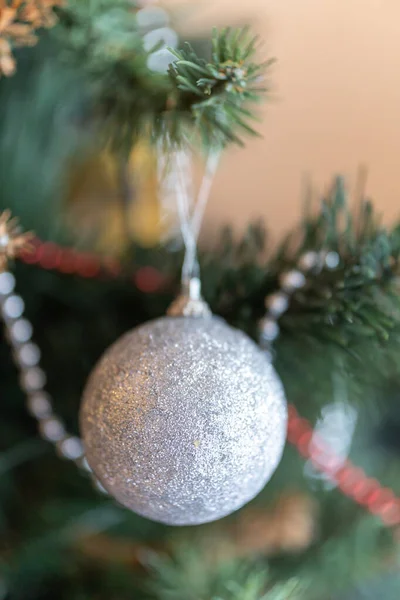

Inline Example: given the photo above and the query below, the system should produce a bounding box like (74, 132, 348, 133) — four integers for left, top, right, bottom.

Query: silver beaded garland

(0, 271, 87, 470)
(80, 314, 287, 525)
(137, 2, 178, 74)
(260, 249, 340, 350)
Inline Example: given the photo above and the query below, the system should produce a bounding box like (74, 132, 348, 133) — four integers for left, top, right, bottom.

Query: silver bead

(266, 292, 289, 317)
(2, 295, 25, 319)
(137, 6, 169, 29)
(39, 417, 66, 442)
(184, 277, 201, 300)
(280, 270, 306, 292)
(18, 343, 41, 367)
(143, 27, 178, 52)
(325, 251, 340, 269)
(147, 47, 175, 73)
(259, 317, 280, 342)
(81, 315, 287, 525)
(77, 455, 92, 473)
(0, 272, 15, 295)
(10, 319, 33, 343)
(57, 436, 84, 461)
(27, 392, 52, 419)
(92, 477, 109, 495)
(20, 367, 46, 392)
(0, 233, 10, 248)
(298, 251, 320, 272)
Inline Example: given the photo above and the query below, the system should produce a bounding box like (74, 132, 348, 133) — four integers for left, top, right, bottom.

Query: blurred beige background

(168, 0, 400, 239)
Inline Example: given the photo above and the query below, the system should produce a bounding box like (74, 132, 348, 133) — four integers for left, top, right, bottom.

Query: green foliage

(1, 2, 399, 599)
(51, 1, 269, 153)
(148, 550, 272, 600)
(148, 546, 313, 600)
(0, 2, 269, 236)
(201, 177, 400, 350)
(1, 179, 400, 599)
(168, 27, 271, 147)
(277, 177, 400, 348)
(54, 0, 170, 153)
(0, 34, 89, 236)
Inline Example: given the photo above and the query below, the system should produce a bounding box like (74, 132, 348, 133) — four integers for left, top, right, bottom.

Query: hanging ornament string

(174, 148, 220, 285)
(1, 210, 400, 525)
(174, 150, 201, 283)
(158, 144, 220, 316)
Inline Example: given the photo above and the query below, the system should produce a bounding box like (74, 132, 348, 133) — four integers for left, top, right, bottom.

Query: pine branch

(147, 505, 395, 600)
(274, 177, 400, 347)
(2, 179, 400, 598)
(200, 177, 400, 350)
(147, 549, 273, 600)
(167, 27, 272, 147)
(52, 1, 270, 153)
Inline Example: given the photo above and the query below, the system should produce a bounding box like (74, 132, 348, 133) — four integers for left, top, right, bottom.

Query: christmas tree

(1, 2, 400, 599)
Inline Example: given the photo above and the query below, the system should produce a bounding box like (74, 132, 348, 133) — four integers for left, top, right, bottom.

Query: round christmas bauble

(80, 316, 287, 525)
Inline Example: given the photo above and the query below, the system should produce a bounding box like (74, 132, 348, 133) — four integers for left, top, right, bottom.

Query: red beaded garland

(18, 238, 165, 291)
(287, 405, 400, 528)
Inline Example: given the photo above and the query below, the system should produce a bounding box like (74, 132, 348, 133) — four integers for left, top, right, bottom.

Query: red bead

(351, 477, 380, 504)
(380, 502, 400, 526)
(102, 258, 122, 277)
(287, 426, 302, 444)
(337, 465, 364, 493)
(355, 480, 380, 508)
(75, 255, 101, 278)
(37, 243, 61, 270)
(21, 239, 40, 264)
(297, 430, 313, 457)
(336, 464, 351, 481)
(288, 416, 308, 434)
(58, 249, 77, 274)
(134, 266, 164, 293)
(310, 451, 341, 476)
(308, 434, 337, 466)
(367, 488, 395, 515)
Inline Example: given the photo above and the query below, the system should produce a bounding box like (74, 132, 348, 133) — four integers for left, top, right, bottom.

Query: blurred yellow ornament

(65, 139, 164, 256)
(127, 139, 162, 248)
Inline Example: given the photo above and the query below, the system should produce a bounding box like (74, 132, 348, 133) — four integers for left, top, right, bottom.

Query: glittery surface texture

(80, 316, 287, 526)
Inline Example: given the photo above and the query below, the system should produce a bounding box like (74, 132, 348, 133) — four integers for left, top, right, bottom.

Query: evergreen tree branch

(53, 1, 270, 153)
(2, 178, 400, 598)
(202, 177, 400, 350)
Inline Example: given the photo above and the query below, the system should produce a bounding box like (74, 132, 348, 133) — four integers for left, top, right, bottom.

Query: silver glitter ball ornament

(80, 316, 287, 526)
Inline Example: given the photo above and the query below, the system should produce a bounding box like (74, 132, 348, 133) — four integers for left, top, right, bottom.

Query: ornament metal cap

(167, 277, 212, 317)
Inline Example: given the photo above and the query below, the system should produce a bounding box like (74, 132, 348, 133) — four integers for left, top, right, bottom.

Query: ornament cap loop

(167, 277, 212, 318)
(183, 276, 201, 300)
